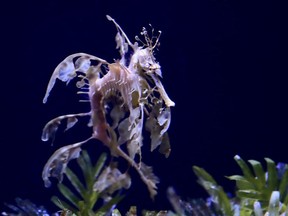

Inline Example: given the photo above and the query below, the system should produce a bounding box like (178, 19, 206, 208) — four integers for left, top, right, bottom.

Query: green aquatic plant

(192, 155, 288, 216)
(3, 155, 288, 216)
(191, 167, 234, 216)
(51, 150, 128, 215)
(167, 186, 224, 216)
(228, 156, 288, 213)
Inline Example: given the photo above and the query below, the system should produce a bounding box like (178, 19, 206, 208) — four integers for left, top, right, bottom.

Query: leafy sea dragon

(41, 15, 175, 199)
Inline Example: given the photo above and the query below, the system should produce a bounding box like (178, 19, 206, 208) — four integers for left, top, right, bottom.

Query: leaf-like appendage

(65, 116, 78, 131)
(42, 112, 90, 142)
(118, 117, 132, 145)
(42, 138, 91, 188)
(265, 158, 278, 193)
(158, 132, 171, 157)
(139, 163, 159, 200)
(110, 104, 125, 129)
(149, 73, 175, 107)
(115, 32, 129, 59)
(74, 56, 91, 73)
(145, 115, 161, 152)
(144, 98, 172, 155)
(93, 165, 131, 198)
(41, 119, 60, 142)
(43, 53, 107, 103)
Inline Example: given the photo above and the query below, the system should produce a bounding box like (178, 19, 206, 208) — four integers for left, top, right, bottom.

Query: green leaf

(82, 150, 93, 168)
(240, 207, 254, 216)
(237, 179, 256, 191)
(86, 191, 99, 211)
(193, 166, 233, 216)
(227, 175, 256, 191)
(237, 190, 263, 200)
(52, 151, 125, 215)
(77, 153, 93, 188)
(278, 165, 288, 203)
(248, 160, 265, 189)
(51, 196, 78, 213)
(65, 167, 86, 198)
(92, 153, 107, 179)
(226, 175, 246, 181)
(95, 195, 124, 215)
(192, 166, 217, 184)
(240, 198, 256, 213)
(57, 183, 81, 208)
(285, 204, 288, 215)
(284, 193, 288, 207)
(234, 155, 256, 184)
(265, 158, 278, 193)
(217, 187, 233, 216)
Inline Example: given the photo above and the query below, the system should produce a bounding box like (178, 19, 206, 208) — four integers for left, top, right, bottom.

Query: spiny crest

(135, 24, 162, 50)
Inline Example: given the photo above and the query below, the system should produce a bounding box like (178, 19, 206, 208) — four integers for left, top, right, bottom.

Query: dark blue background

(1, 0, 287, 213)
